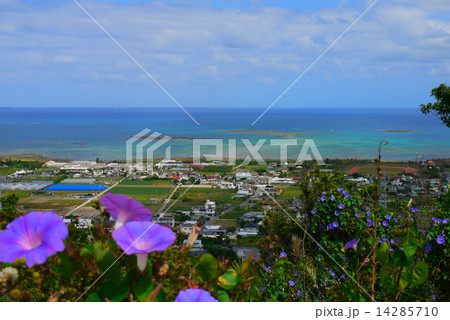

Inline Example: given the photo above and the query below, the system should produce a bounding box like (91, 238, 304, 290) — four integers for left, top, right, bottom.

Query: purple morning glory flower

(382, 220, 389, 227)
(354, 213, 359, 218)
(365, 206, 370, 210)
(332, 221, 339, 228)
(343, 239, 359, 251)
(265, 266, 271, 271)
(337, 188, 343, 192)
(320, 196, 326, 202)
(443, 219, 449, 224)
(0, 211, 68, 267)
(338, 204, 344, 210)
(288, 280, 295, 286)
(366, 211, 371, 215)
(311, 209, 317, 214)
(175, 289, 218, 302)
(385, 215, 391, 220)
(342, 191, 350, 198)
(112, 221, 175, 271)
(411, 208, 417, 213)
(280, 252, 287, 258)
(100, 193, 152, 229)
(436, 235, 445, 245)
(330, 195, 336, 201)
(398, 214, 403, 218)
(425, 243, 432, 253)
(331, 272, 336, 277)
(334, 210, 340, 216)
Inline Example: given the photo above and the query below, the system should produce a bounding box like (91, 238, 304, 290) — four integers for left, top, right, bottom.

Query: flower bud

(9, 288, 22, 300)
(185, 226, 201, 249)
(20, 291, 33, 302)
(12, 258, 27, 268)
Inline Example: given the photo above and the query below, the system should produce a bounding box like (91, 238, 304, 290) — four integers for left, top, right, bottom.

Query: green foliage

(420, 83, 450, 127)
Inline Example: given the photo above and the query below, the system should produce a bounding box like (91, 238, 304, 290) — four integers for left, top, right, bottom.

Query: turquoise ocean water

(0, 107, 448, 161)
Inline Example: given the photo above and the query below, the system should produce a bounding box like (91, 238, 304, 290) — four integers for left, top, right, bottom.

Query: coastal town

(1, 156, 449, 261)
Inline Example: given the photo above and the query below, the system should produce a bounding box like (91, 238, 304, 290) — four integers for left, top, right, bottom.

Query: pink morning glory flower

(100, 193, 152, 229)
(0, 211, 68, 267)
(112, 221, 175, 272)
(343, 239, 359, 251)
(175, 289, 218, 302)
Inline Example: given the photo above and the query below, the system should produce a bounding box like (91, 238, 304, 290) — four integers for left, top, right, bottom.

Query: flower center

(23, 234, 42, 250)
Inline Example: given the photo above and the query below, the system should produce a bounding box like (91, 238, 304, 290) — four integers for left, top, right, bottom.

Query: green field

(179, 188, 236, 194)
(119, 179, 172, 186)
(278, 186, 300, 200)
(110, 186, 174, 197)
(167, 188, 242, 211)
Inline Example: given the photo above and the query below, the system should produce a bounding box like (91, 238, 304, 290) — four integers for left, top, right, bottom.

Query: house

(192, 200, 216, 219)
(241, 213, 256, 223)
(182, 240, 205, 256)
(202, 225, 227, 238)
(219, 181, 236, 189)
(270, 177, 295, 185)
(155, 160, 185, 169)
(237, 184, 254, 196)
(235, 171, 252, 180)
(180, 222, 197, 234)
(237, 223, 259, 236)
(154, 214, 175, 227)
(233, 247, 261, 260)
(254, 176, 270, 185)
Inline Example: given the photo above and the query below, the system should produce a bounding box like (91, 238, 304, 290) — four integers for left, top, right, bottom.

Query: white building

(219, 181, 236, 189)
(270, 177, 295, 185)
(235, 171, 252, 180)
(154, 214, 175, 227)
(237, 224, 259, 236)
(155, 160, 185, 168)
(192, 200, 216, 219)
(182, 239, 204, 254)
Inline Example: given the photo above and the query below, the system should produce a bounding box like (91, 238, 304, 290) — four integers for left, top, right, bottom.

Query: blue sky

(0, 0, 449, 110)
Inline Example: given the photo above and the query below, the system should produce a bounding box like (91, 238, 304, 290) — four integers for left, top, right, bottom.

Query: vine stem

(371, 140, 388, 300)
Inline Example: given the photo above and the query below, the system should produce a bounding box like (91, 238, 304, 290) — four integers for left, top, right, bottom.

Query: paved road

(157, 184, 180, 214)
(206, 204, 237, 226)
(205, 191, 261, 226)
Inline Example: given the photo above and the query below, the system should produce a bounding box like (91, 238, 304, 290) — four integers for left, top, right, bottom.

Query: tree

(420, 84, 450, 127)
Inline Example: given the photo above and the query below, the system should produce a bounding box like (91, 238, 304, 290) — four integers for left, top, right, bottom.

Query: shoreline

(1, 153, 449, 163)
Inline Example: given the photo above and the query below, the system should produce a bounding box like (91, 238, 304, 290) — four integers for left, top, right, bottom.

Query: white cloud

(0, 0, 449, 88)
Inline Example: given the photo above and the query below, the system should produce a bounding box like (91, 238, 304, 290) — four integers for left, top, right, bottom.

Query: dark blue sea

(0, 107, 448, 161)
